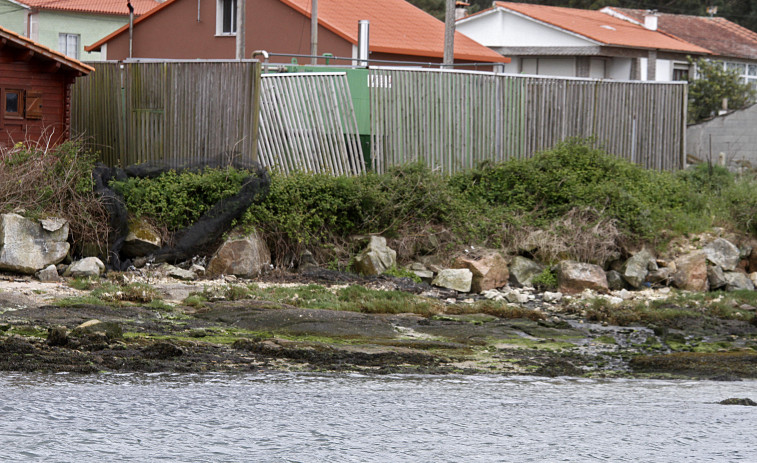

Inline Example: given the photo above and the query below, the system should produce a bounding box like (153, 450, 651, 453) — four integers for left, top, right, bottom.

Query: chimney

(455, 1, 469, 21)
(644, 10, 658, 31)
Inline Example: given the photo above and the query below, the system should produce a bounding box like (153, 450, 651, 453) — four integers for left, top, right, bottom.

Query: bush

(450, 139, 696, 241)
(111, 167, 252, 231)
(0, 141, 108, 252)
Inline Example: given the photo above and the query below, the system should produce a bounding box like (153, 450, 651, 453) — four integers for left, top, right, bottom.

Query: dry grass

(505, 208, 621, 265)
(0, 140, 109, 253)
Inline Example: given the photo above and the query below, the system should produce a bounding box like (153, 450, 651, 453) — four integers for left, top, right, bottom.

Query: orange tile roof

(282, 0, 508, 62)
(0, 25, 94, 74)
(492, 2, 710, 54)
(15, 0, 160, 16)
(87, 0, 509, 63)
(604, 8, 757, 60)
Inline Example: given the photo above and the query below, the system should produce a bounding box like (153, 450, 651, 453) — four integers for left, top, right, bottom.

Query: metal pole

(127, 1, 134, 58)
(311, 0, 318, 65)
(443, 0, 455, 66)
(358, 20, 369, 67)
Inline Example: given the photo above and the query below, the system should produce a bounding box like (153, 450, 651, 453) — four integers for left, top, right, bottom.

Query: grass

(570, 290, 757, 329)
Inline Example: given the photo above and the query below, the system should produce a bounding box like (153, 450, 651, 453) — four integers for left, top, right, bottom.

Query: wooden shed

(0, 25, 93, 148)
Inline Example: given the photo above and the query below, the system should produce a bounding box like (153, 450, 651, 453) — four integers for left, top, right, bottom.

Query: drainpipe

(310, 0, 318, 64)
(127, 1, 134, 58)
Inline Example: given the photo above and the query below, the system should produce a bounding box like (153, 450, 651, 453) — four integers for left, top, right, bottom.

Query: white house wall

(457, 9, 594, 48)
(608, 57, 632, 80)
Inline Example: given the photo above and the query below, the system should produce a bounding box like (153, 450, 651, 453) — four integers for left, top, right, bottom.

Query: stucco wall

(103, 0, 352, 61)
(37, 11, 125, 61)
(687, 104, 757, 169)
(0, 0, 29, 35)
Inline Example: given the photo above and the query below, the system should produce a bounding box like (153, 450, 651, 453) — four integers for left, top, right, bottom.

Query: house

(0, 0, 160, 61)
(602, 7, 757, 84)
(456, 2, 709, 80)
(85, 0, 509, 67)
(0, 25, 93, 147)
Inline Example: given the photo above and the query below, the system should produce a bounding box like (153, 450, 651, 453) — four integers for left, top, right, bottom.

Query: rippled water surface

(1, 372, 755, 462)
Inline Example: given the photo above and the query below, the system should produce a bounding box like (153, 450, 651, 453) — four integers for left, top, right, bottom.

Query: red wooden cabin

(0, 26, 93, 148)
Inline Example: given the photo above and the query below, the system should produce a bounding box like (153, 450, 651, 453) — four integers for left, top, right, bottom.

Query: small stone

(412, 269, 434, 284)
(162, 264, 196, 281)
(190, 264, 206, 276)
(542, 291, 563, 303)
(617, 289, 632, 300)
(64, 257, 105, 278)
(36, 264, 60, 282)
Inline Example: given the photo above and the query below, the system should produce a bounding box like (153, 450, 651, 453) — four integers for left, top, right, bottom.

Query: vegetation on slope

(113, 139, 757, 268)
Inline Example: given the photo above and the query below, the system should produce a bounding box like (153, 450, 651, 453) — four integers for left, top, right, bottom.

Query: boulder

(453, 249, 509, 293)
(64, 257, 105, 278)
(353, 236, 396, 276)
(408, 262, 434, 283)
(0, 213, 69, 274)
(73, 319, 122, 340)
(707, 266, 728, 290)
(432, 268, 473, 293)
(605, 270, 626, 291)
(509, 256, 544, 287)
(724, 272, 755, 292)
(621, 248, 655, 288)
(556, 261, 608, 295)
(704, 238, 741, 271)
(207, 227, 271, 278)
(121, 218, 162, 258)
(36, 264, 61, 282)
(750, 272, 757, 288)
(672, 251, 708, 292)
(647, 267, 673, 287)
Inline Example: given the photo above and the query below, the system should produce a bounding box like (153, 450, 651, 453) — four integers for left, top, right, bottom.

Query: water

(1, 373, 755, 462)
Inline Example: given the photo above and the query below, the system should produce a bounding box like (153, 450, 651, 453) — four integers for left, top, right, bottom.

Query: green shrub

(531, 268, 557, 291)
(111, 167, 253, 230)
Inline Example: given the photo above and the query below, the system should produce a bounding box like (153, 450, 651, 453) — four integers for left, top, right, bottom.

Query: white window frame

(216, 0, 237, 36)
(58, 33, 80, 60)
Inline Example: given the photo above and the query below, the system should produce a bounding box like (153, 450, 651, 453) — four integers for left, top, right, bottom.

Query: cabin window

(3, 89, 24, 119)
(58, 33, 80, 60)
(217, 0, 237, 35)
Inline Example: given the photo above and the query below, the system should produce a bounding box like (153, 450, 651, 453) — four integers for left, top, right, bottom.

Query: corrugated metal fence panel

(369, 69, 687, 173)
(71, 61, 260, 168)
(258, 73, 364, 176)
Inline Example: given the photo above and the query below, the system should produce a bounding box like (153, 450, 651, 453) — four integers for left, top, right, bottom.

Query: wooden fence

(258, 73, 364, 175)
(369, 68, 688, 173)
(71, 61, 261, 168)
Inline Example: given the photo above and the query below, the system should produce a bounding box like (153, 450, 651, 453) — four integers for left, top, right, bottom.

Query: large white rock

(621, 248, 655, 288)
(704, 238, 741, 271)
(432, 268, 473, 293)
(0, 213, 69, 274)
(556, 261, 608, 295)
(353, 236, 396, 276)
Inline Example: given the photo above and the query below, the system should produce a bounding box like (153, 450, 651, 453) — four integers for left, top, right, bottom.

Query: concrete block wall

(687, 104, 757, 170)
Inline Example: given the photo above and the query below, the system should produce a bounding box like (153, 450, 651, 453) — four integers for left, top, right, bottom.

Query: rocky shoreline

(1, 269, 756, 380)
